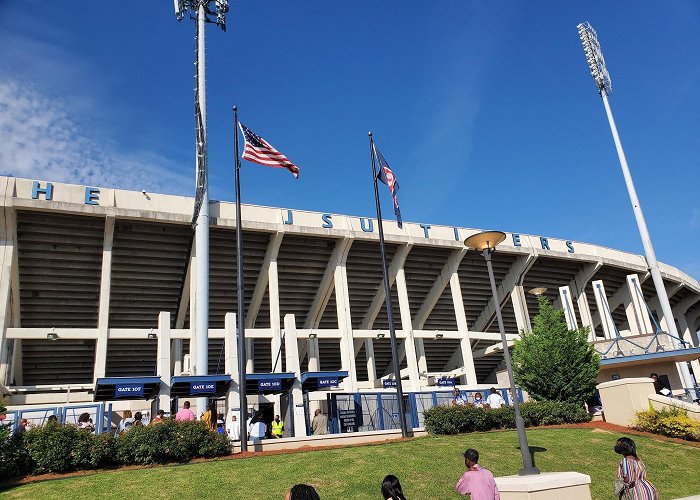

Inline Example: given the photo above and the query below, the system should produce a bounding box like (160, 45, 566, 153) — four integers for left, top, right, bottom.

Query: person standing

(175, 401, 195, 422)
(151, 409, 166, 424)
(650, 373, 672, 397)
(614, 437, 659, 500)
(201, 402, 217, 431)
(228, 414, 241, 441)
(118, 410, 134, 433)
(456, 448, 500, 499)
(311, 409, 328, 435)
(485, 388, 505, 409)
(271, 414, 284, 438)
(472, 392, 485, 407)
(248, 411, 266, 443)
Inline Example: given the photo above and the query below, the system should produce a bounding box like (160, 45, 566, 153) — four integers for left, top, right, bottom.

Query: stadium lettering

(28, 181, 576, 253)
(32, 181, 54, 200)
(321, 213, 333, 228)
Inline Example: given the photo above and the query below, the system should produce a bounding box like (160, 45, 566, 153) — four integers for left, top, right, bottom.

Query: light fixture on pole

(576, 22, 694, 389)
(174, 0, 230, 437)
(465, 230, 539, 475)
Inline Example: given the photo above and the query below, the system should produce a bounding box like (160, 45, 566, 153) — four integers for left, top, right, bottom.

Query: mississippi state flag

(373, 144, 402, 228)
(239, 123, 300, 179)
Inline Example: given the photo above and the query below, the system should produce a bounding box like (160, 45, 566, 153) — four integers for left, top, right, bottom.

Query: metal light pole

(174, 0, 229, 416)
(577, 22, 694, 389)
(465, 231, 539, 476)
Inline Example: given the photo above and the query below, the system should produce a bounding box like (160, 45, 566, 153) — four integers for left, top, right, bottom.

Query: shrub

(634, 406, 700, 441)
(116, 419, 231, 465)
(423, 400, 591, 435)
(23, 424, 94, 473)
(0, 426, 32, 480)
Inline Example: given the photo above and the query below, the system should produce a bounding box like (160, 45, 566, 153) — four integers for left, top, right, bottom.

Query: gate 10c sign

(191, 382, 216, 395)
(317, 377, 340, 389)
(115, 383, 144, 398)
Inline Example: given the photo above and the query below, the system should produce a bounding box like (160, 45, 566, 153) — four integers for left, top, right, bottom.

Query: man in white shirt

(486, 387, 505, 409)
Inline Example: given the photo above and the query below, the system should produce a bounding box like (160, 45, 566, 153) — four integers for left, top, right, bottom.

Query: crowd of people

(452, 387, 506, 408)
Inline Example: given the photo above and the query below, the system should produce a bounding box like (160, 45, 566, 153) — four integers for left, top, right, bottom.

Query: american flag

(373, 144, 402, 228)
(239, 123, 300, 179)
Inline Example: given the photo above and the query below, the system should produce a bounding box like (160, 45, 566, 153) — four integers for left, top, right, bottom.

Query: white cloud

(0, 79, 191, 195)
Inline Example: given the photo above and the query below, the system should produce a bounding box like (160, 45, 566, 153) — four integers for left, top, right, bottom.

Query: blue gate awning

(301, 371, 348, 391)
(94, 376, 161, 401)
(170, 375, 232, 398)
(246, 372, 296, 394)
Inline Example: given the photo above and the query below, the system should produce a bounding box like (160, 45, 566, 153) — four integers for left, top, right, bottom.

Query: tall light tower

(175, 0, 229, 416)
(577, 22, 694, 389)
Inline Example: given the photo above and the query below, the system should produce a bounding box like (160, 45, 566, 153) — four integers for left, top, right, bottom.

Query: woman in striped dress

(614, 437, 659, 500)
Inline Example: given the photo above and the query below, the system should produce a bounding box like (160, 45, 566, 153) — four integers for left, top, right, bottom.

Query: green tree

(512, 296, 600, 403)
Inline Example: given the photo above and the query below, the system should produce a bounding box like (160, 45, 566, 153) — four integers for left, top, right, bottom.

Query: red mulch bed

(4, 421, 698, 487)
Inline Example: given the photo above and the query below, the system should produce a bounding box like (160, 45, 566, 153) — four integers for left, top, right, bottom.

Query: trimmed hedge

(423, 400, 591, 435)
(0, 419, 231, 480)
(634, 406, 700, 441)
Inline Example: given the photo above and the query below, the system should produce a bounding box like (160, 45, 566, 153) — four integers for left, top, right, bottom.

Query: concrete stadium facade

(1, 176, 699, 425)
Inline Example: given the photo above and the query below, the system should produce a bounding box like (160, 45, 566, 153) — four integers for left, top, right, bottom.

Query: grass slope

(4, 428, 700, 499)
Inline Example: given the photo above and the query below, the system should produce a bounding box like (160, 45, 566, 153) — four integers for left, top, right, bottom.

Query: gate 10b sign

(191, 382, 216, 395)
(258, 379, 282, 392)
(437, 377, 455, 387)
(382, 379, 397, 388)
(115, 383, 144, 398)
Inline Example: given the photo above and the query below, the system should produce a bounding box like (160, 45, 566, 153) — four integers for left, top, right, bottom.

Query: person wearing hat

(456, 448, 500, 499)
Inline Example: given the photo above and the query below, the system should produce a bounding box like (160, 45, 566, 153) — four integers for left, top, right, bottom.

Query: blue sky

(1, 1, 699, 280)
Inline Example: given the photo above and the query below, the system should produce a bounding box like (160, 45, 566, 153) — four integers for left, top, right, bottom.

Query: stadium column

(592, 280, 616, 340)
(0, 207, 17, 385)
(625, 274, 653, 336)
(576, 292, 596, 341)
(224, 312, 240, 415)
(449, 272, 477, 387)
(93, 216, 114, 381)
(157, 311, 171, 411)
(283, 314, 306, 437)
(334, 244, 357, 391)
(189, 248, 198, 373)
(394, 267, 421, 385)
(173, 254, 192, 375)
(649, 295, 695, 387)
(510, 285, 531, 334)
(269, 255, 282, 372)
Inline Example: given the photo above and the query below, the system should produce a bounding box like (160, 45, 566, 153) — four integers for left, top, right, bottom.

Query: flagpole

(233, 106, 249, 452)
(369, 132, 410, 438)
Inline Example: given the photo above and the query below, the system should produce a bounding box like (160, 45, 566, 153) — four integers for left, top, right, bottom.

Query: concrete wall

(596, 378, 656, 427)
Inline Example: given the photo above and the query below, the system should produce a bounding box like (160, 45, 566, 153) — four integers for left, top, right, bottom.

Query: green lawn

(3, 428, 699, 499)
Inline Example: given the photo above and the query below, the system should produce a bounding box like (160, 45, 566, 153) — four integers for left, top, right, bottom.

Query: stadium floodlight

(175, 0, 228, 31)
(575, 22, 695, 390)
(465, 231, 539, 476)
(174, 0, 186, 21)
(577, 22, 612, 96)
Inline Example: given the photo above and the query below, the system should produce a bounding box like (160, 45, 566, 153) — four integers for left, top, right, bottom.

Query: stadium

(1, 175, 699, 436)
